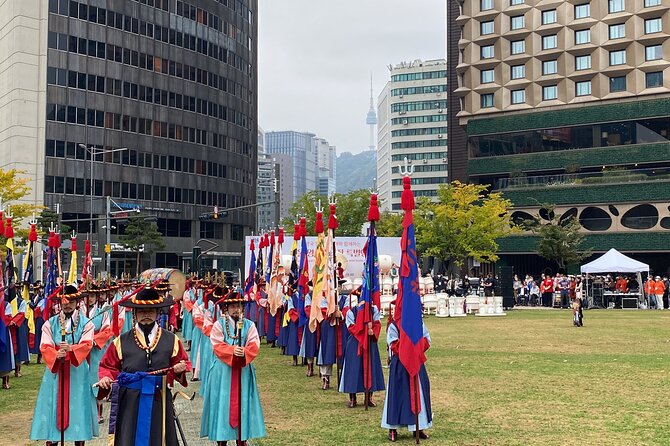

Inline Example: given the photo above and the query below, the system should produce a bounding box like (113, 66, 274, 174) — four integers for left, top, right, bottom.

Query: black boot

(348, 393, 357, 408)
(292, 355, 298, 366)
(388, 429, 397, 442)
(2, 376, 9, 389)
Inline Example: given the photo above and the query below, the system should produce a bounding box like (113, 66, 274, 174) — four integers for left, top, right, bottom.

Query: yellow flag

(68, 249, 78, 285)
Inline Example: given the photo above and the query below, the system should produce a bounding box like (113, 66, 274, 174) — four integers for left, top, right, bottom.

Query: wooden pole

(236, 313, 243, 445)
(59, 286, 66, 446)
(331, 227, 340, 387)
(415, 375, 421, 444)
(365, 222, 376, 411)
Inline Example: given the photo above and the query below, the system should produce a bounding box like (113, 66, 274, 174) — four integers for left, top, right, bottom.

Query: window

(576, 80, 591, 96)
(511, 15, 525, 30)
(608, 0, 624, 13)
(609, 50, 626, 65)
(481, 20, 494, 35)
(511, 40, 525, 54)
(575, 29, 590, 44)
(543, 60, 558, 75)
(542, 85, 558, 100)
(510, 0, 524, 5)
(645, 0, 661, 6)
(481, 93, 494, 108)
(645, 18, 662, 34)
(646, 71, 663, 88)
(511, 65, 525, 79)
(480, 45, 495, 60)
(511, 89, 525, 104)
(542, 10, 557, 25)
(542, 35, 558, 50)
(481, 0, 493, 11)
(610, 76, 626, 92)
(575, 55, 591, 70)
(574, 4, 590, 19)
(481, 69, 494, 83)
(609, 24, 625, 39)
(646, 45, 662, 61)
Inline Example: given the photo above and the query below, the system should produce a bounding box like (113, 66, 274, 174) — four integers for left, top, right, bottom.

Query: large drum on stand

(139, 268, 187, 301)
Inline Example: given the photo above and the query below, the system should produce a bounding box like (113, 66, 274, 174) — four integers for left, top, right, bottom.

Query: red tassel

(250, 238, 255, 251)
(293, 224, 300, 241)
(263, 233, 269, 248)
(85, 240, 91, 255)
(401, 177, 415, 212)
(259, 235, 265, 250)
(328, 204, 338, 230)
(299, 217, 307, 237)
(28, 224, 38, 243)
(48, 231, 56, 248)
(278, 228, 284, 245)
(4, 218, 14, 239)
(0, 212, 5, 236)
(112, 304, 119, 336)
(315, 212, 324, 234)
(367, 194, 380, 222)
(70, 236, 77, 252)
(269, 230, 275, 246)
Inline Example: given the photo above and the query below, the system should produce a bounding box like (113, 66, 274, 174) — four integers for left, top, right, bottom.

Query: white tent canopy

(580, 248, 649, 274)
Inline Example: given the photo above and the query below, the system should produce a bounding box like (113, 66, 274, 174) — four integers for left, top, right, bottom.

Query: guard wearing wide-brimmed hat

(197, 285, 227, 398)
(200, 291, 266, 445)
(97, 286, 191, 446)
(30, 285, 99, 444)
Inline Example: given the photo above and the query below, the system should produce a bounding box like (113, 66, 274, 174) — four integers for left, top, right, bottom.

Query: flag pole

(236, 309, 244, 446)
(58, 274, 66, 446)
(365, 221, 375, 411)
(365, 191, 380, 410)
(328, 197, 341, 387)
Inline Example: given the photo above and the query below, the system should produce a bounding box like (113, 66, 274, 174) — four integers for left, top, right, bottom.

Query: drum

(139, 268, 187, 300)
(281, 255, 293, 271)
(379, 255, 393, 275)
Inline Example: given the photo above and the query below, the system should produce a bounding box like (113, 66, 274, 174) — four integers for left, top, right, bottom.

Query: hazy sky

(258, 1, 446, 155)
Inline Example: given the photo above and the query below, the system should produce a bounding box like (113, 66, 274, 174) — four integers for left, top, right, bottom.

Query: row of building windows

(390, 85, 447, 97)
(391, 70, 448, 82)
(391, 139, 448, 149)
(391, 127, 448, 137)
(391, 152, 447, 161)
(44, 175, 251, 209)
(46, 103, 252, 155)
(480, 0, 661, 14)
(392, 189, 438, 199)
(175, 1, 249, 48)
(48, 67, 237, 123)
(48, 0, 251, 72)
(479, 71, 664, 107)
(480, 17, 664, 39)
(390, 115, 448, 126)
(47, 32, 252, 111)
(392, 164, 448, 174)
(391, 100, 448, 113)
(45, 139, 253, 183)
(391, 177, 448, 186)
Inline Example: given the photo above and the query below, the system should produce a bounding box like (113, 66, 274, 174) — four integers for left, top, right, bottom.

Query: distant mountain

(336, 150, 376, 194)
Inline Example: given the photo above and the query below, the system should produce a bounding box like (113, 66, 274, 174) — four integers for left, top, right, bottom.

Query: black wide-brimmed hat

(50, 284, 86, 302)
(120, 286, 174, 309)
(155, 279, 172, 293)
(219, 290, 244, 307)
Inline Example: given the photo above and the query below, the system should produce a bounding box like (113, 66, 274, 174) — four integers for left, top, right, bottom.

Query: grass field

(5, 309, 670, 445)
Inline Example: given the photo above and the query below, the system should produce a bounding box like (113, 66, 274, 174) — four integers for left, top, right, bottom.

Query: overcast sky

(258, 1, 446, 155)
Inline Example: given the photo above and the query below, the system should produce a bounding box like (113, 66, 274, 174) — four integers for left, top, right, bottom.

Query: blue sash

(118, 372, 163, 446)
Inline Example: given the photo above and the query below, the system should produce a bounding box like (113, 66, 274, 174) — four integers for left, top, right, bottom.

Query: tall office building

(0, 0, 258, 274)
(314, 137, 336, 197)
(265, 130, 317, 217)
(451, 0, 670, 272)
(257, 126, 278, 232)
(377, 59, 449, 211)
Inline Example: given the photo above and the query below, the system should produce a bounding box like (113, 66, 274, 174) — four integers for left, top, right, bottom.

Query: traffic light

(214, 206, 219, 219)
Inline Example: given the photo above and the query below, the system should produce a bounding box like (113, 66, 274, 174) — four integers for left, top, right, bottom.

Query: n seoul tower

(366, 75, 378, 151)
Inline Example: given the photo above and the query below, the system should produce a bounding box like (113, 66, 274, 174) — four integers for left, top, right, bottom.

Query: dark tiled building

(1, 0, 257, 275)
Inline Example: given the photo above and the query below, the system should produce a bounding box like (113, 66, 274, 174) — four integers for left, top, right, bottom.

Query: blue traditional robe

(317, 296, 338, 367)
(299, 293, 318, 359)
(381, 322, 432, 431)
(0, 300, 15, 373)
(338, 305, 385, 394)
(84, 303, 113, 386)
(283, 293, 301, 357)
(29, 293, 46, 355)
(182, 289, 195, 341)
(190, 289, 205, 378)
(201, 316, 266, 442)
(10, 297, 30, 364)
(30, 311, 99, 442)
(198, 301, 217, 397)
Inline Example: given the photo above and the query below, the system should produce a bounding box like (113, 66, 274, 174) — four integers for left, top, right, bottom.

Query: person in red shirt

(541, 274, 554, 307)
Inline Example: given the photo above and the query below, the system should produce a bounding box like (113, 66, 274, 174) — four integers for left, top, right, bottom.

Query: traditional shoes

(322, 376, 330, 390)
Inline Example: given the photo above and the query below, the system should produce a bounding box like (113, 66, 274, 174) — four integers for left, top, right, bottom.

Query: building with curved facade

(0, 0, 257, 274)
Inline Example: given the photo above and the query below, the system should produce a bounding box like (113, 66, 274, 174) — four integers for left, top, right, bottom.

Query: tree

(414, 181, 517, 271)
(0, 169, 42, 252)
(376, 211, 403, 237)
(280, 189, 373, 236)
(119, 214, 166, 276)
(36, 208, 71, 246)
(528, 205, 590, 271)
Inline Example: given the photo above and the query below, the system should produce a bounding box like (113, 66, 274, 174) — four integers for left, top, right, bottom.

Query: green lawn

(6, 310, 670, 445)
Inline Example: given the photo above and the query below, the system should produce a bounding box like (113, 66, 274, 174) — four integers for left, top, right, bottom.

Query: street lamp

(78, 144, 128, 275)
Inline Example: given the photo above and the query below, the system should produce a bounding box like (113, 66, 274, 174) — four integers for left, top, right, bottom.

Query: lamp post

(77, 144, 128, 274)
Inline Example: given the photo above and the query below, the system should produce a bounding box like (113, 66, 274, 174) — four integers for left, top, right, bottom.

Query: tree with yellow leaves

(0, 168, 42, 252)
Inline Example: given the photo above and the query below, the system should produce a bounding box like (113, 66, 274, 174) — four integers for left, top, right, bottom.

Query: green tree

(415, 181, 517, 271)
(376, 211, 403, 237)
(0, 168, 42, 252)
(529, 206, 591, 271)
(280, 189, 373, 237)
(119, 214, 166, 276)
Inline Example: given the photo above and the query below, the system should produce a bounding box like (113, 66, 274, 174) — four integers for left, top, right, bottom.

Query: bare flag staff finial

(399, 156, 414, 177)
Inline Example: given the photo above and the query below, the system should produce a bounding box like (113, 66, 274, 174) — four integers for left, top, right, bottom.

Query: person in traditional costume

(189, 278, 208, 381)
(283, 287, 301, 366)
(0, 290, 15, 389)
(7, 283, 30, 377)
(382, 318, 432, 442)
(82, 283, 114, 424)
(29, 281, 46, 364)
(338, 300, 385, 408)
(255, 278, 268, 339)
(155, 280, 172, 330)
(29, 285, 99, 445)
(198, 286, 225, 397)
(200, 291, 266, 445)
(181, 278, 196, 350)
(97, 286, 191, 446)
(317, 294, 342, 390)
(300, 291, 318, 377)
